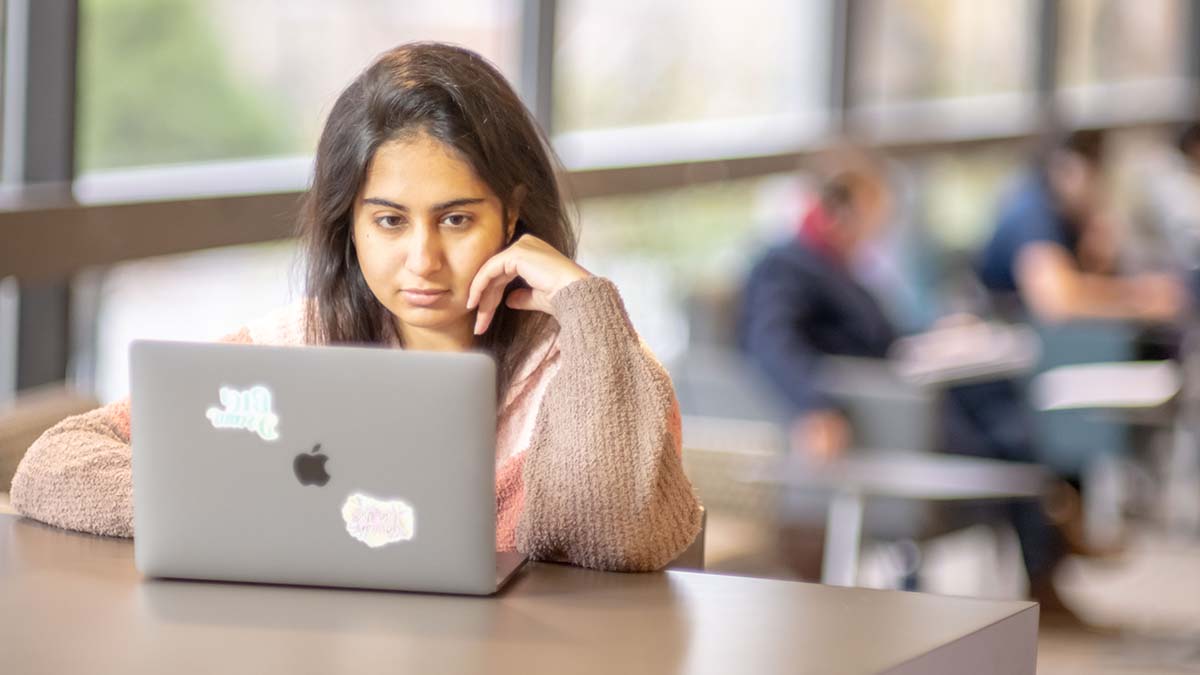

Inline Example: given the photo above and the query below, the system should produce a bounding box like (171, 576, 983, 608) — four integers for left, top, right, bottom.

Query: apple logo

(293, 443, 330, 487)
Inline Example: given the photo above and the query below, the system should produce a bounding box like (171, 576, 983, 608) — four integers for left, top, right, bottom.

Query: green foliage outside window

(76, 0, 297, 172)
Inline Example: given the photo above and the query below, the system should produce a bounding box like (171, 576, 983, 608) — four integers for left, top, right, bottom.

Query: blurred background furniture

(1032, 357, 1193, 547)
(750, 450, 1048, 587)
(673, 279, 1049, 589)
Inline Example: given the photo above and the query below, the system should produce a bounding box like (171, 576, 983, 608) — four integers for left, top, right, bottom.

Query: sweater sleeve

(9, 327, 254, 537)
(515, 277, 703, 571)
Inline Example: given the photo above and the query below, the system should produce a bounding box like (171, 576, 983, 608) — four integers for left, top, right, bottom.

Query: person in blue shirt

(979, 129, 1187, 322)
(977, 130, 1190, 575)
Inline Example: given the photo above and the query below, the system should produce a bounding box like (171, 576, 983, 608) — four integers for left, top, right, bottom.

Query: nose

(404, 224, 443, 276)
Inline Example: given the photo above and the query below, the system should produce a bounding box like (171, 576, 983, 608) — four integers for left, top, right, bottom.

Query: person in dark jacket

(740, 168, 1074, 613)
(739, 172, 895, 459)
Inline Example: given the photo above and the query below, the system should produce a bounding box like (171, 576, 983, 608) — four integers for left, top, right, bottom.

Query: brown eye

(376, 215, 405, 230)
(441, 213, 472, 229)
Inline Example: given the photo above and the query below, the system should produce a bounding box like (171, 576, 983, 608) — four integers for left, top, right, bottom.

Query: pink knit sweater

(10, 277, 702, 571)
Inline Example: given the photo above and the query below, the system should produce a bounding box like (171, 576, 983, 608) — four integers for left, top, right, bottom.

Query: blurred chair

(806, 355, 1043, 551)
(1030, 319, 1200, 544)
(0, 383, 100, 514)
(1027, 321, 1140, 476)
(1032, 359, 1182, 546)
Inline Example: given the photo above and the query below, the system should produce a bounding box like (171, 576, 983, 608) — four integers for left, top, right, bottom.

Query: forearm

(516, 277, 702, 571)
(1034, 273, 1166, 322)
(1018, 244, 1181, 323)
(1064, 275, 1149, 319)
(9, 327, 254, 538)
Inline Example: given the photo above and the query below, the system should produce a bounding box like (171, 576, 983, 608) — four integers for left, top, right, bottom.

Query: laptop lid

(131, 339, 505, 595)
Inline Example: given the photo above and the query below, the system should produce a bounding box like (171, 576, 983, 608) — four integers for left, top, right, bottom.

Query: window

(576, 173, 801, 360)
(552, 0, 832, 167)
(853, 0, 1035, 103)
(76, 0, 520, 173)
(1057, 0, 1188, 123)
(849, 0, 1037, 142)
(1060, 0, 1185, 87)
(91, 241, 301, 403)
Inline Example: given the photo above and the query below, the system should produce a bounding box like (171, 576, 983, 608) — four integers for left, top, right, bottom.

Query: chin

(391, 306, 467, 331)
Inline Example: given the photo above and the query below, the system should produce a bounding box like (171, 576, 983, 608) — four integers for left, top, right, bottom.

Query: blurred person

(739, 167, 1082, 614)
(1129, 121, 1200, 274)
(979, 128, 1190, 492)
(740, 171, 894, 462)
(978, 129, 1189, 324)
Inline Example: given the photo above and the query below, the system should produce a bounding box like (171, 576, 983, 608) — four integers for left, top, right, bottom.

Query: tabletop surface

(0, 514, 1038, 675)
(750, 449, 1050, 501)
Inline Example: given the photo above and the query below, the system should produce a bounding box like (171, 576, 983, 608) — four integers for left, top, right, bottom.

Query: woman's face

(351, 133, 514, 345)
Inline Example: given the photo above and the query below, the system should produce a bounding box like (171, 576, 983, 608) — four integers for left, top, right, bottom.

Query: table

(1031, 360, 1198, 542)
(750, 450, 1049, 587)
(0, 514, 1038, 674)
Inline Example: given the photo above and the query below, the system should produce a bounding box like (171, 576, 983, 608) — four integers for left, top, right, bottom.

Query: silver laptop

(129, 339, 526, 595)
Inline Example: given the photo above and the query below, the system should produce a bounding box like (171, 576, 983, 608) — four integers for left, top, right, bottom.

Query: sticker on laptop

(341, 493, 416, 548)
(205, 385, 280, 441)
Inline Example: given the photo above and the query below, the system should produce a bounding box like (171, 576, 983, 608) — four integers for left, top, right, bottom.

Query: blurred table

(888, 321, 1040, 388)
(1031, 360, 1198, 543)
(750, 450, 1049, 587)
(0, 514, 1038, 674)
(1031, 361, 1181, 412)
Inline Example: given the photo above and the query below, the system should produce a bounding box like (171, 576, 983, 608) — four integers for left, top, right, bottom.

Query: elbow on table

(596, 497, 704, 573)
(9, 447, 68, 533)
(9, 428, 65, 515)
(9, 424, 135, 539)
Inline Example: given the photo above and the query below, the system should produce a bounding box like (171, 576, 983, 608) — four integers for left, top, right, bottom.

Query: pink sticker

(341, 493, 415, 548)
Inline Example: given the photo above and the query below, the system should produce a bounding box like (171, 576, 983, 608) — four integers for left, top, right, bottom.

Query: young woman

(10, 42, 702, 572)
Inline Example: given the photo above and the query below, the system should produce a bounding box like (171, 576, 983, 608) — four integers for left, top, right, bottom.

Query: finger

(468, 246, 528, 310)
(467, 252, 515, 310)
(505, 288, 534, 311)
(507, 287, 554, 314)
(472, 265, 520, 333)
(473, 270, 518, 335)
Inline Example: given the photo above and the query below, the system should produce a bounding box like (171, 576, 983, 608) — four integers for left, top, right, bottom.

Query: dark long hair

(297, 42, 576, 394)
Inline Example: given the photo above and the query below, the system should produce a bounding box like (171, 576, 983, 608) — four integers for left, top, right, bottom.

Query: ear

(506, 185, 528, 243)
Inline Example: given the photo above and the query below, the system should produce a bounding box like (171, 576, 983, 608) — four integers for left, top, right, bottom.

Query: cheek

(447, 228, 506, 285)
(353, 230, 398, 285)
(448, 243, 496, 286)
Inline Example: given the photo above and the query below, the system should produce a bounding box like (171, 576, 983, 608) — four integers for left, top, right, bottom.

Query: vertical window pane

(854, 0, 1035, 103)
(577, 174, 800, 361)
(553, 0, 831, 133)
(77, 0, 520, 173)
(1059, 0, 1185, 87)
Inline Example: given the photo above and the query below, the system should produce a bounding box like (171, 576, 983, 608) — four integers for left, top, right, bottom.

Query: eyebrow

(362, 197, 487, 211)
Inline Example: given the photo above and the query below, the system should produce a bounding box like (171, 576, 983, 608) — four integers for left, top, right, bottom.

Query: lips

(400, 288, 448, 307)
